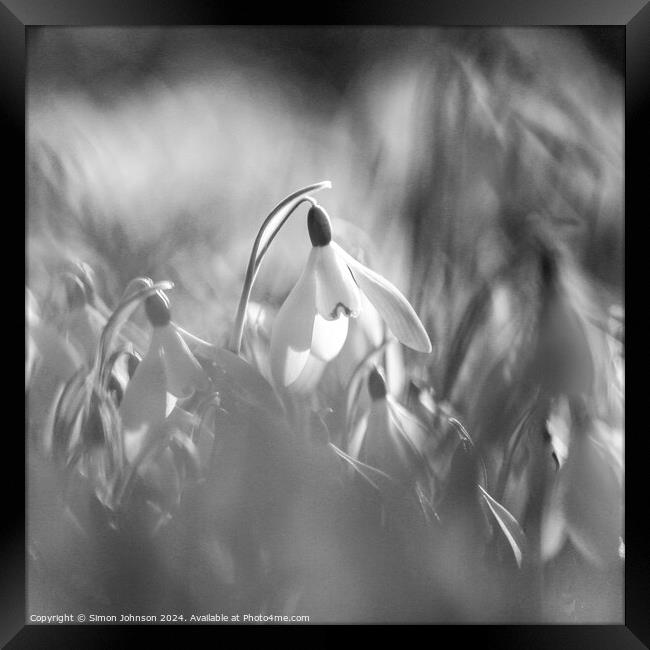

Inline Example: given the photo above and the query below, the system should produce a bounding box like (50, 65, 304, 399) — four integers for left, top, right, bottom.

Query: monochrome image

(26, 27, 624, 624)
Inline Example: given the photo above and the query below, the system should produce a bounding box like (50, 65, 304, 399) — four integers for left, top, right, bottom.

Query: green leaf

(202, 347, 284, 419)
(479, 485, 528, 568)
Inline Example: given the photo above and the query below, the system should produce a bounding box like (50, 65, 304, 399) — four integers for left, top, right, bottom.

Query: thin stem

(253, 198, 311, 275)
(228, 181, 331, 355)
(93, 280, 174, 389)
(229, 198, 311, 355)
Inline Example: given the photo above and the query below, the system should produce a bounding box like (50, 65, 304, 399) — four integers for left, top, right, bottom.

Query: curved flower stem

(228, 181, 332, 355)
(92, 280, 174, 389)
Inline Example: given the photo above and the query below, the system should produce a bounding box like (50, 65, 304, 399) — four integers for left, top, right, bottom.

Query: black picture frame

(6, 0, 646, 645)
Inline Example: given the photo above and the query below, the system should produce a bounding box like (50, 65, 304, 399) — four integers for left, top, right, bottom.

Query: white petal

(563, 435, 623, 567)
(155, 326, 209, 398)
(286, 353, 328, 394)
(166, 393, 179, 417)
(385, 340, 406, 397)
(332, 294, 384, 384)
(123, 425, 148, 464)
(119, 343, 167, 433)
(269, 255, 318, 388)
(314, 244, 361, 319)
(385, 399, 429, 475)
(546, 397, 571, 467)
(347, 412, 369, 460)
(540, 481, 568, 562)
(356, 293, 384, 347)
(332, 242, 431, 353)
(387, 398, 429, 452)
(310, 312, 348, 362)
(364, 400, 408, 473)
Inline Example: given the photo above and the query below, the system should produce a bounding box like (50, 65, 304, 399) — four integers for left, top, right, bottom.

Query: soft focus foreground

(26, 28, 623, 623)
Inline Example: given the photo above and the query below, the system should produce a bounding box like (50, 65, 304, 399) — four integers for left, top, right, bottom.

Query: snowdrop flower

(65, 260, 112, 319)
(541, 398, 623, 568)
(270, 204, 431, 393)
(119, 290, 209, 461)
(348, 368, 430, 485)
(61, 272, 107, 362)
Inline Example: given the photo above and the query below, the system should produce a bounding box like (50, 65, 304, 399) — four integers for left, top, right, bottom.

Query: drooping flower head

(270, 204, 431, 393)
(119, 288, 209, 462)
(541, 397, 623, 568)
(348, 367, 431, 486)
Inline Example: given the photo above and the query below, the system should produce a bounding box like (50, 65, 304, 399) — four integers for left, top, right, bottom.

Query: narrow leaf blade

(479, 485, 528, 568)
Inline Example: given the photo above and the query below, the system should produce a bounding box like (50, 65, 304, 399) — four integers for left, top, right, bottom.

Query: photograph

(25, 25, 624, 625)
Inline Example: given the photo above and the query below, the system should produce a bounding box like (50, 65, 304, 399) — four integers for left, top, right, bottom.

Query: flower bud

(307, 204, 332, 247)
(145, 291, 171, 327)
(368, 367, 387, 401)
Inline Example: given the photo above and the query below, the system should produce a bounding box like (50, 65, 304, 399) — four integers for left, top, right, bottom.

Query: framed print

(5, 0, 647, 645)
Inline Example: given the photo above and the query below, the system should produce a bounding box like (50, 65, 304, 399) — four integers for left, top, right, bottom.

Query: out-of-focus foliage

(27, 27, 623, 623)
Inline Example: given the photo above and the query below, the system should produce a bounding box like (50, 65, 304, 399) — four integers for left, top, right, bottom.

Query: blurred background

(27, 27, 623, 341)
(27, 27, 624, 623)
